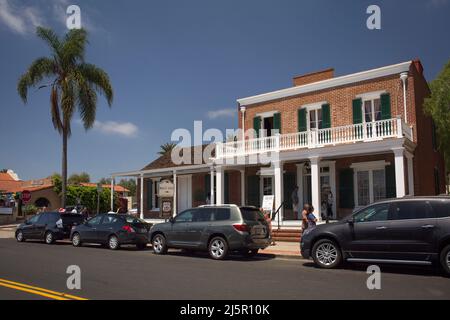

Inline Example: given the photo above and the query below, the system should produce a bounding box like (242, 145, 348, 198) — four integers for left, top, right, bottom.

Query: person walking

(301, 204, 311, 231)
(326, 190, 333, 223)
(291, 186, 300, 220)
(307, 205, 318, 229)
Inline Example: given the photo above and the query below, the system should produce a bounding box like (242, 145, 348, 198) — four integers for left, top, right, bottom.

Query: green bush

(65, 185, 120, 213)
(23, 204, 38, 216)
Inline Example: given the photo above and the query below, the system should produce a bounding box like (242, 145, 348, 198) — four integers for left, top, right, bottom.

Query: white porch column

(110, 177, 115, 212)
(393, 147, 406, 198)
(274, 160, 284, 222)
(240, 169, 245, 206)
(139, 174, 144, 219)
(216, 166, 224, 205)
(173, 171, 177, 215)
(406, 152, 414, 196)
(310, 156, 321, 221)
(210, 167, 215, 205)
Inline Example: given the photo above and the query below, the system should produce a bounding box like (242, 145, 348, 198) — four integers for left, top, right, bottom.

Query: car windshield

(240, 208, 265, 222)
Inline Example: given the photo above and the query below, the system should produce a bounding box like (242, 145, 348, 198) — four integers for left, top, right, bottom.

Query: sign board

(160, 198, 173, 219)
(0, 207, 13, 215)
(22, 190, 31, 204)
(261, 195, 274, 212)
(158, 179, 174, 197)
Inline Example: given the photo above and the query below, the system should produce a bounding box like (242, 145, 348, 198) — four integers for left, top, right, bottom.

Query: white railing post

(275, 134, 280, 152)
(397, 117, 403, 138)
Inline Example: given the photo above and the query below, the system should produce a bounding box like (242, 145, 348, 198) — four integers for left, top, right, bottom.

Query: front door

(82, 215, 103, 242)
(168, 209, 195, 246)
(177, 175, 192, 214)
(347, 203, 391, 259)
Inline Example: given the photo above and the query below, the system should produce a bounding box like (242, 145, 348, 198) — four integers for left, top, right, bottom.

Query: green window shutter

(380, 93, 391, 120)
(339, 169, 354, 209)
(352, 98, 363, 124)
(385, 165, 396, 198)
(205, 174, 211, 199)
(246, 175, 260, 207)
(273, 112, 281, 134)
(224, 172, 230, 203)
(147, 180, 153, 210)
(253, 116, 261, 138)
(298, 108, 307, 132)
(321, 104, 331, 129)
(283, 172, 296, 209)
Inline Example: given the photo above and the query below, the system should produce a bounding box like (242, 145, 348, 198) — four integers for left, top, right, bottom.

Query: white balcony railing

(216, 118, 413, 159)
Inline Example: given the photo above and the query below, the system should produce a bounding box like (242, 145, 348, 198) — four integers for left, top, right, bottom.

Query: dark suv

(16, 212, 85, 244)
(149, 205, 270, 260)
(301, 197, 450, 275)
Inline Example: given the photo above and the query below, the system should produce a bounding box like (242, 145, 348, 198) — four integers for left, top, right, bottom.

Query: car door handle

(421, 225, 435, 229)
(375, 226, 387, 230)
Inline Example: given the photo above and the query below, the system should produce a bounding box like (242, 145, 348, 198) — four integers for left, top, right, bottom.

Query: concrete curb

(259, 253, 304, 260)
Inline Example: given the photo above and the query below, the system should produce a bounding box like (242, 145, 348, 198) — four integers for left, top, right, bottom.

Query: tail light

(122, 225, 135, 233)
(233, 224, 250, 232)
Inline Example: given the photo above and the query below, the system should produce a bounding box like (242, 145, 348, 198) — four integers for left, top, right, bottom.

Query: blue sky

(0, 0, 449, 182)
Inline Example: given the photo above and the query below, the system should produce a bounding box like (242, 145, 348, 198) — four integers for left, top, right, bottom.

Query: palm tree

(17, 27, 113, 208)
(158, 142, 177, 156)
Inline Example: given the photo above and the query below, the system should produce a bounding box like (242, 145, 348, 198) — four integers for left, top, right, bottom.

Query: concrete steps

(272, 228, 302, 242)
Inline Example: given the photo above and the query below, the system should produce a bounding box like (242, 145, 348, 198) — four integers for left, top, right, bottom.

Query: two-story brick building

(112, 60, 446, 227)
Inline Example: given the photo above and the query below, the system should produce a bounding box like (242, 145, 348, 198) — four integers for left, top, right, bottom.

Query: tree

(118, 179, 136, 197)
(158, 142, 177, 155)
(17, 27, 113, 208)
(68, 172, 90, 185)
(98, 177, 111, 185)
(424, 59, 450, 172)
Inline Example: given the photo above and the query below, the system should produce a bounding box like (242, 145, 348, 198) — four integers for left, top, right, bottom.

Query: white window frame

(300, 102, 327, 131)
(356, 90, 386, 124)
(351, 161, 390, 207)
(256, 110, 279, 137)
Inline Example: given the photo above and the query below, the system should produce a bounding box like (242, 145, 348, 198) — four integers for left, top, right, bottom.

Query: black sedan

(70, 213, 152, 250)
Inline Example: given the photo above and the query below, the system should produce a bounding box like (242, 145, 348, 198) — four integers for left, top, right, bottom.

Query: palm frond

(60, 28, 88, 66)
(36, 27, 61, 56)
(79, 63, 113, 105)
(17, 57, 56, 103)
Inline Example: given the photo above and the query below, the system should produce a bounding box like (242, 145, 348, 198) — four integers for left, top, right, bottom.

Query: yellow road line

(0, 278, 88, 300)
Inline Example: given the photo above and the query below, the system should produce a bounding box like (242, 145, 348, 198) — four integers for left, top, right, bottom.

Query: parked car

(149, 205, 271, 260)
(70, 213, 152, 250)
(16, 212, 85, 244)
(300, 196, 450, 275)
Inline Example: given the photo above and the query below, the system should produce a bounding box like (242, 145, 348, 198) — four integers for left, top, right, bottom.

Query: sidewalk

(260, 241, 302, 259)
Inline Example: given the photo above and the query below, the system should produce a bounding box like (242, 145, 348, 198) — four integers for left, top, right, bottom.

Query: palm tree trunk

(61, 127, 68, 208)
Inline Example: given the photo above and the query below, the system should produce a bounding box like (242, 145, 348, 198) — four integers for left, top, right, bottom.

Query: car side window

(389, 201, 432, 220)
(213, 208, 231, 221)
(102, 215, 119, 224)
(28, 215, 40, 224)
(37, 214, 49, 224)
(192, 209, 213, 222)
(88, 215, 103, 225)
(175, 210, 194, 223)
(353, 203, 389, 223)
(431, 200, 450, 218)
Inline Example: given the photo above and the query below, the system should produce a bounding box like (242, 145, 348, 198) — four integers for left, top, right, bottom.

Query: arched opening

(35, 197, 51, 208)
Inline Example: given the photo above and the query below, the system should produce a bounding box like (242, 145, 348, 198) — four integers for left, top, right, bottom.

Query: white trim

(350, 160, 390, 170)
(256, 110, 279, 118)
(355, 90, 387, 100)
(352, 161, 389, 207)
(301, 101, 328, 111)
(237, 61, 411, 106)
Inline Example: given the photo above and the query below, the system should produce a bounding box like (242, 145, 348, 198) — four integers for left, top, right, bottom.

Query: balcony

(215, 118, 413, 159)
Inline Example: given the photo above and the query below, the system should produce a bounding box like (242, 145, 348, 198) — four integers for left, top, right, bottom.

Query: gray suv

(149, 205, 271, 260)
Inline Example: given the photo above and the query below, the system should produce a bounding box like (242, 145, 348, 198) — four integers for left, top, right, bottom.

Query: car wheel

(16, 230, 25, 242)
(312, 239, 342, 269)
(72, 233, 82, 247)
(152, 234, 167, 254)
(108, 235, 120, 250)
(136, 243, 147, 250)
(440, 244, 450, 277)
(45, 231, 54, 244)
(208, 237, 228, 260)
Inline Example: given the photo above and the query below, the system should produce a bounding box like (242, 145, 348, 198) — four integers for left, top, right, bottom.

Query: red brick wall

(293, 68, 334, 86)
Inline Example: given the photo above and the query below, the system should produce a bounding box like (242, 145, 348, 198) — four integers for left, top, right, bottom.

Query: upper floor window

(309, 108, 323, 130)
(363, 98, 381, 123)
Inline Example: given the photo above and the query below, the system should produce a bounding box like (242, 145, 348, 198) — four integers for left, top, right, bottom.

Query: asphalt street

(0, 238, 449, 300)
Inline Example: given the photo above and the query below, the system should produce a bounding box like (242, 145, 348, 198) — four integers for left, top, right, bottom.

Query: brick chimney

(412, 59, 423, 76)
(293, 68, 334, 86)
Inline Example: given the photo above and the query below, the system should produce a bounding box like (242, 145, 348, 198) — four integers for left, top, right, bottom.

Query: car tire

(136, 243, 147, 250)
(208, 236, 228, 260)
(16, 230, 25, 242)
(72, 233, 82, 247)
(152, 234, 167, 255)
(108, 235, 120, 250)
(439, 244, 450, 277)
(312, 239, 342, 269)
(45, 231, 54, 244)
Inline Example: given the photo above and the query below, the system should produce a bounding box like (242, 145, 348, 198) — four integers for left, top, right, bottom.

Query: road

(0, 238, 449, 300)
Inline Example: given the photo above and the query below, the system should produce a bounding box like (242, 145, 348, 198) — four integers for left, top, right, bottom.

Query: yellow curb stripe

(0, 278, 88, 300)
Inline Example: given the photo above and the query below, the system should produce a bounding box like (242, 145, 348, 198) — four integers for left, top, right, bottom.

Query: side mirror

(347, 219, 354, 226)
(169, 217, 174, 223)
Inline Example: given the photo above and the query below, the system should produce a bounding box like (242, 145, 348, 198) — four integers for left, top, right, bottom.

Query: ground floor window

(354, 167, 386, 207)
